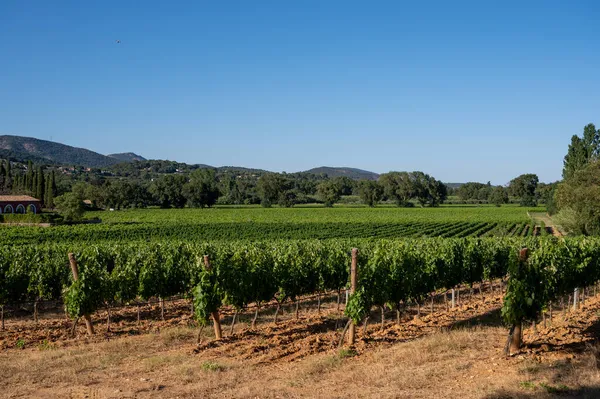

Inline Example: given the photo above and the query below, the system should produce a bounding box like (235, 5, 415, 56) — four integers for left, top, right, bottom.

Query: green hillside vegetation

(0, 135, 121, 168)
(107, 152, 147, 162)
(304, 166, 379, 180)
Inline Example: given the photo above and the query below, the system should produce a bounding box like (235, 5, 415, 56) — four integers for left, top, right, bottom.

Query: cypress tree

(5, 161, 12, 191)
(0, 161, 5, 191)
(32, 171, 37, 196)
(36, 166, 45, 204)
(52, 170, 57, 195)
(45, 176, 52, 208)
(26, 161, 33, 192)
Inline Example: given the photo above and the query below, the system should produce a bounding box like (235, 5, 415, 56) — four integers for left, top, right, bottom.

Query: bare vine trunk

(160, 297, 165, 321)
(505, 322, 522, 356)
(479, 283, 483, 301)
(274, 302, 281, 324)
(317, 292, 321, 314)
(230, 309, 238, 335)
(70, 316, 80, 337)
(106, 304, 111, 332)
(445, 291, 449, 311)
(543, 312, 546, 329)
(34, 299, 38, 323)
(252, 304, 260, 329)
(338, 319, 352, 348)
(196, 325, 205, 344)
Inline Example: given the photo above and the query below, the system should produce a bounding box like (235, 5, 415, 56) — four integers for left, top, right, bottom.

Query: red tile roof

(0, 195, 41, 202)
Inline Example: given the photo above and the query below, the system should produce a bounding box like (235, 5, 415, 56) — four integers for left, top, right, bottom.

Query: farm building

(0, 195, 42, 214)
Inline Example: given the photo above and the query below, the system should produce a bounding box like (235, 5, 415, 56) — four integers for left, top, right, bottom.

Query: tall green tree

(555, 160, 600, 235)
(489, 186, 509, 206)
(317, 180, 342, 207)
(456, 182, 492, 201)
(4, 161, 12, 191)
(256, 173, 283, 207)
(332, 176, 355, 196)
(0, 161, 5, 192)
(563, 123, 600, 179)
(219, 173, 244, 205)
(379, 172, 414, 206)
(184, 168, 220, 208)
(357, 180, 383, 207)
(45, 176, 53, 209)
(45, 170, 57, 208)
(25, 161, 33, 192)
(36, 166, 45, 203)
(508, 174, 539, 206)
(150, 174, 187, 208)
(411, 171, 446, 207)
(54, 192, 86, 221)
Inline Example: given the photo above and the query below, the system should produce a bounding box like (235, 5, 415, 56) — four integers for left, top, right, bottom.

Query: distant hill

(0, 135, 121, 168)
(217, 166, 269, 175)
(108, 152, 147, 162)
(305, 166, 379, 180)
(0, 135, 149, 168)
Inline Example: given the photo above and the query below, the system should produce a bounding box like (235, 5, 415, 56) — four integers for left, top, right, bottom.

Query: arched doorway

(15, 204, 26, 214)
(27, 204, 37, 214)
(4, 205, 14, 214)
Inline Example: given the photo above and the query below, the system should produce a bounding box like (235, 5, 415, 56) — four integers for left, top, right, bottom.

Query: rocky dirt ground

(1, 284, 600, 398)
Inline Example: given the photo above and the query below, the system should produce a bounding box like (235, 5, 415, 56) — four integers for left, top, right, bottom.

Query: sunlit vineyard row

(0, 206, 541, 245)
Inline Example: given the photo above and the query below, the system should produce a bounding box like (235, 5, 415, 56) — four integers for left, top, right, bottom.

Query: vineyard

(1, 235, 598, 355)
(0, 205, 544, 245)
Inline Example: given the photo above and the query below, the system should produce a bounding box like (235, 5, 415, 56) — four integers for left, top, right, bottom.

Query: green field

(0, 204, 545, 245)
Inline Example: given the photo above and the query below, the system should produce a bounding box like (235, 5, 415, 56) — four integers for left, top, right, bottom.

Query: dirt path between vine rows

(529, 212, 564, 237)
(2, 285, 600, 398)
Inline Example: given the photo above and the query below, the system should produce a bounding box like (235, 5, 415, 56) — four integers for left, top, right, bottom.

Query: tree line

(0, 160, 58, 208)
(552, 123, 600, 235)
(1, 155, 553, 216)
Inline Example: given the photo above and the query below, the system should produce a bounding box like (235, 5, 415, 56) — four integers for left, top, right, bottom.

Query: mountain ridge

(0, 135, 149, 168)
(304, 166, 379, 180)
(0, 135, 384, 179)
(108, 152, 147, 162)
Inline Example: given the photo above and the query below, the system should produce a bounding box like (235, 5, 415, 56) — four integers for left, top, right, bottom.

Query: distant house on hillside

(0, 195, 42, 214)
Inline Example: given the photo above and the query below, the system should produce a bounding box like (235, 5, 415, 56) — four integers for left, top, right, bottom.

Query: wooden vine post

(203, 255, 223, 340)
(508, 248, 528, 355)
(347, 248, 358, 345)
(68, 253, 95, 336)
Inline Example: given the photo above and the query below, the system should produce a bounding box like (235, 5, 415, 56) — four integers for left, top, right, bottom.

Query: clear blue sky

(1, 1, 599, 184)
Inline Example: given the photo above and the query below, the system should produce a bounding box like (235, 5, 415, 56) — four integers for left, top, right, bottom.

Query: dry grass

(2, 324, 600, 398)
(3, 290, 600, 398)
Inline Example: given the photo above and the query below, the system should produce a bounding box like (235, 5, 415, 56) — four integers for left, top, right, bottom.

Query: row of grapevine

(0, 220, 525, 246)
(502, 238, 600, 353)
(3, 236, 600, 354)
(0, 238, 533, 327)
